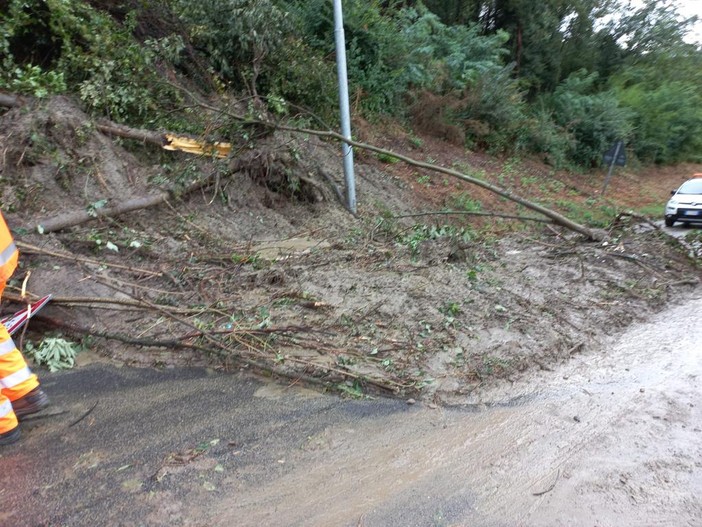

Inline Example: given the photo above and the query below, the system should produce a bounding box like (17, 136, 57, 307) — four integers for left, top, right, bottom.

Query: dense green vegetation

(1, 0, 700, 167)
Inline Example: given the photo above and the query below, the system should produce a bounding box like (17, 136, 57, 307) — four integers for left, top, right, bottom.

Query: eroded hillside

(0, 97, 699, 404)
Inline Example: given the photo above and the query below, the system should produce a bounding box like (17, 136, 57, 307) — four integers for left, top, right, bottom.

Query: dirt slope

(0, 96, 699, 404)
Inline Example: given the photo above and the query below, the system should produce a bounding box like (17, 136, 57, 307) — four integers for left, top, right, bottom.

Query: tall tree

(606, 0, 697, 57)
(422, 0, 482, 26)
(606, 1, 702, 163)
(477, 0, 617, 94)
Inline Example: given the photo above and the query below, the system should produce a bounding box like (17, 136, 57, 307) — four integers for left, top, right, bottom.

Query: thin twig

(532, 469, 561, 496)
(16, 241, 162, 277)
(567, 342, 585, 355)
(664, 278, 699, 287)
(609, 252, 665, 278)
(93, 272, 190, 297)
(4, 292, 200, 314)
(69, 400, 99, 427)
(316, 167, 354, 214)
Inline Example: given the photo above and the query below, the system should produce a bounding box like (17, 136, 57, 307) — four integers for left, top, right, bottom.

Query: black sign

(603, 140, 626, 167)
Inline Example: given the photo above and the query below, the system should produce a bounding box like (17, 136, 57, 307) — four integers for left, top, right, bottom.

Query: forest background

(1, 0, 701, 170)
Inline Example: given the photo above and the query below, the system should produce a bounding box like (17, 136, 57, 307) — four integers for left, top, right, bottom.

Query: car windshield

(677, 179, 702, 194)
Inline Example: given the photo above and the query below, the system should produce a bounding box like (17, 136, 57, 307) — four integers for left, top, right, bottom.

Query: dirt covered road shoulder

(0, 97, 699, 404)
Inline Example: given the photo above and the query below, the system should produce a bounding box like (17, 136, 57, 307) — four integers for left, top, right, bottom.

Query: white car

(665, 178, 702, 227)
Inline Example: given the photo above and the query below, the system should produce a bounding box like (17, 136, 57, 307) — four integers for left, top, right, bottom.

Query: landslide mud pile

(0, 97, 699, 404)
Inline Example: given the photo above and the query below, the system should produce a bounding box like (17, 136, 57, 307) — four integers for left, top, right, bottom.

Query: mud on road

(212, 293, 702, 526)
(3, 294, 700, 526)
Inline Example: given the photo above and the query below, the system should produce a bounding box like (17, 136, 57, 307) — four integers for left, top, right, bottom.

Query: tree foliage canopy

(1, 0, 700, 166)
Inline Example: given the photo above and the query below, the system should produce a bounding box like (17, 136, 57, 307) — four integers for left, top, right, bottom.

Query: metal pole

(600, 141, 621, 197)
(333, 0, 357, 213)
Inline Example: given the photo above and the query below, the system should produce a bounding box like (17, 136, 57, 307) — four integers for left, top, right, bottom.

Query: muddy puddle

(213, 294, 702, 526)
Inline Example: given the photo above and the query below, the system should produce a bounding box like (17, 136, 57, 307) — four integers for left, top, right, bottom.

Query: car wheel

(664, 217, 675, 227)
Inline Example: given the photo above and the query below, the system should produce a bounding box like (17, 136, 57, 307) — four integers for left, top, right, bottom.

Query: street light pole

(333, 0, 357, 213)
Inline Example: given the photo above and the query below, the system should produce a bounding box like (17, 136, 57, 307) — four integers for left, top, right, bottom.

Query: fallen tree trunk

(0, 93, 22, 108)
(34, 122, 242, 232)
(95, 121, 166, 147)
(35, 153, 246, 233)
(290, 129, 602, 240)
(37, 193, 169, 233)
(97, 121, 230, 157)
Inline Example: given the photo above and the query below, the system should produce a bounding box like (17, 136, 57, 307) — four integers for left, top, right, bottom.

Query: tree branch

(95, 121, 167, 147)
(16, 241, 163, 276)
(189, 98, 603, 240)
(36, 193, 171, 233)
(0, 93, 22, 108)
(393, 210, 553, 223)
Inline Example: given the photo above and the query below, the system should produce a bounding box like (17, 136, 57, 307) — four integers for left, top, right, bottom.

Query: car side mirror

(670, 190, 676, 195)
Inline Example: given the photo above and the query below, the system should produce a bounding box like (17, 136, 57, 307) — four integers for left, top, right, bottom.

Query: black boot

(0, 425, 21, 446)
(12, 387, 49, 420)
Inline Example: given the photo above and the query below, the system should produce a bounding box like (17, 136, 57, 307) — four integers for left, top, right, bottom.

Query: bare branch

(393, 210, 553, 223)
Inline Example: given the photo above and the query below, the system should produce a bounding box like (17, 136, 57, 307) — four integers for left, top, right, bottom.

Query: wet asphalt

(0, 363, 410, 526)
(4, 292, 701, 526)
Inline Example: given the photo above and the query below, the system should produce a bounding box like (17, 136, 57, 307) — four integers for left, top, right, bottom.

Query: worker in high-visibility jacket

(0, 211, 48, 446)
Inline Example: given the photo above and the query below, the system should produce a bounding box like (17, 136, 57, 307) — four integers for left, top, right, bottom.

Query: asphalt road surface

(2, 293, 701, 526)
(660, 219, 702, 238)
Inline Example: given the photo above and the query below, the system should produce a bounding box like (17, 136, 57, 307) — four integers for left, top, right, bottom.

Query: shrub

(397, 6, 526, 150)
(397, 6, 509, 93)
(520, 107, 574, 168)
(0, 2, 67, 97)
(265, 37, 338, 123)
(1, 0, 183, 124)
(288, 0, 408, 116)
(614, 74, 702, 164)
(171, 0, 290, 98)
(541, 70, 633, 167)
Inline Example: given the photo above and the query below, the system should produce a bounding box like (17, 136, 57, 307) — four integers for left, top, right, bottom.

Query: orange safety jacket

(0, 212, 39, 435)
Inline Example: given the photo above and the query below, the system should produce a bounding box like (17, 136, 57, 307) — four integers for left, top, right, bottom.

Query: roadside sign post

(601, 140, 626, 196)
